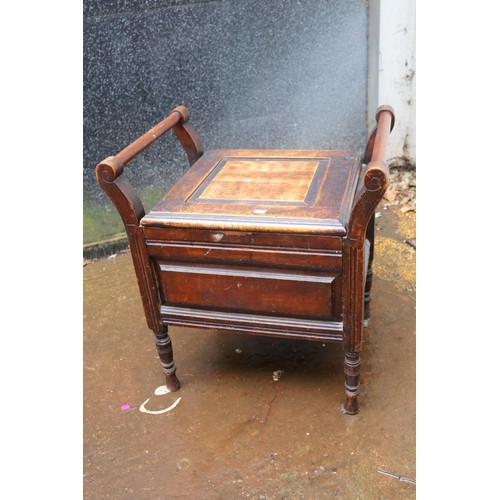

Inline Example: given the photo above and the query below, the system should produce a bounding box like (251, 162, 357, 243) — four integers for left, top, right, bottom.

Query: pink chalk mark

(121, 404, 131, 411)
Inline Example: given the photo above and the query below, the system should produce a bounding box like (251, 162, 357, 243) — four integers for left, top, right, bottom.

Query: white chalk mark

(139, 396, 182, 415)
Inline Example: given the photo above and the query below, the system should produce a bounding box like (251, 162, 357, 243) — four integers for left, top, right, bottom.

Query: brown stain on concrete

(83, 207, 416, 499)
(373, 208, 416, 293)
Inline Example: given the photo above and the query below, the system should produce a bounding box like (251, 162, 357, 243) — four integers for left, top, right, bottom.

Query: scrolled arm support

(364, 160, 389, 192)
(95, 156, 145, 226)
(95, 105, 204, 227)
(95, 104, 203, 182)
(95, 156, 124, 183)
(94, 106, 203, 332)
(343, 106, 395, 357)
(348, 106, 395, 242)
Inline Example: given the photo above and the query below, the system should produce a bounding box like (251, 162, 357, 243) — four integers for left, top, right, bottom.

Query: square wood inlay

(188, 158, 329, 206)
(141, 149, 362, 235)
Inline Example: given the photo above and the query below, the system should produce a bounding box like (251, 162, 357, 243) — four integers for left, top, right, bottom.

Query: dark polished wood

(95, 104, 394, 413)
(343, 351, 361, 414)
(153, 326, 180, 392)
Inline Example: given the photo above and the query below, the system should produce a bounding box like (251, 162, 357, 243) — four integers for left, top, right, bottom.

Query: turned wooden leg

(343, 351, 361, 414)
(364, 216, 375, 323)
(154, 327, 180, 392)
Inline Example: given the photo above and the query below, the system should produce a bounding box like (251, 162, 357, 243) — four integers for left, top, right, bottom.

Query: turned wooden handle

(363, 106, 395, 191)
(116, 105, 189, 165)
(370, 106, 394, 163)
(363, 105, 395, 164)
(95, 104, 204, 228)
(348, 105, 395, 239)
(95, 104, 204, 184)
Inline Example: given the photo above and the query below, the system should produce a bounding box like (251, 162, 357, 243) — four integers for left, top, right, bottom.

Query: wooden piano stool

(96, 104, 394, 414)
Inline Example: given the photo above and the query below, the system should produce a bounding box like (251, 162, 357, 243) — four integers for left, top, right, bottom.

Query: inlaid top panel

(141, 149, 362, 235)
(189, 158, 328, 206)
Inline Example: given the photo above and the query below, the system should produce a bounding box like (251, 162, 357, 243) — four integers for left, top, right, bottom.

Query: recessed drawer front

(147, 241, 341, 270)
(142, 226, 343, 251)
(158, 263, 336, 320)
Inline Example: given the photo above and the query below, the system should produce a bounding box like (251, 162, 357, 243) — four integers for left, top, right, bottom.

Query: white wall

(369, 0, 416, 166)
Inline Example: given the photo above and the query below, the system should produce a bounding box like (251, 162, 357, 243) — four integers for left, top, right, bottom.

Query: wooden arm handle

(363, 106, 395, 191)
(363, 105, 395, 165)
(95, 105, 204, 227)
(95, 105, 191, 183)
(115, 105, 189, 166)
(348, 105, 395, 241)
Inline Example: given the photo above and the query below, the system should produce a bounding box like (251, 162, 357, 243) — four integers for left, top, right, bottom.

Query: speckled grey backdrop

(84, 0, 368, 238)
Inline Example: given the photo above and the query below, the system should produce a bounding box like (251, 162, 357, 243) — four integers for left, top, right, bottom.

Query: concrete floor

(83, 207, 416, 499)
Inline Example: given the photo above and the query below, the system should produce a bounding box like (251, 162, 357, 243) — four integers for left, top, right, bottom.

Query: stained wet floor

(83, 207, 416, 499)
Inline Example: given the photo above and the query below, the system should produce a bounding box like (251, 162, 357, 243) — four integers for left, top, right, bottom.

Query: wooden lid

(141, 149, 361, 235)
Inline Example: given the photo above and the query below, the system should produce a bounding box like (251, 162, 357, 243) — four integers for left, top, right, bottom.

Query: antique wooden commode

(96, 105, 394, 414)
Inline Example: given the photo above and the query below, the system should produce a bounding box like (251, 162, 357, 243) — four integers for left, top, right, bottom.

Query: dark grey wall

(84, 0, 368, 238)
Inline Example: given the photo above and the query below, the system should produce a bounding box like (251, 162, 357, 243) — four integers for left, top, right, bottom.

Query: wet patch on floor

(373, 208, 416, 295)
(83, 207, 415, 499)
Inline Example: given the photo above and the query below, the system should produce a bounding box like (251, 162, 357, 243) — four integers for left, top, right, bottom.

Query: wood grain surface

(141, 149, 361, 235)
(95, 105, 395, 415)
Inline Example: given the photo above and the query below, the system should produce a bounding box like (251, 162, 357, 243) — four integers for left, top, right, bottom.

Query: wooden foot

(154, 328, 180, 392)
(342, 351, 360, 415)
